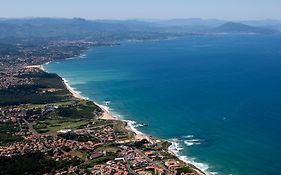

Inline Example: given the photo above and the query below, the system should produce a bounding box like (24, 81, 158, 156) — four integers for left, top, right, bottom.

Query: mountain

(0, 18, 220, 42)
(0, 18, 172, 42)
(213, 22, 277, 34)
(0, 18, 278, 43)
(153, 18, 225, 28)
(241, 19, 281, 31)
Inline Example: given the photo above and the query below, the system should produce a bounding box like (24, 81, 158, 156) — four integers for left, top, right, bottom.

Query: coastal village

(0, 40, 205, 175)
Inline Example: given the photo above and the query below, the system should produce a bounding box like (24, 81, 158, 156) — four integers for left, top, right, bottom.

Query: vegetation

(176, 167, 193, 175)
(34, 118, 90, 134)
(114, 120, 134, 140)
(0, 121, 24, 145)
(32, 100, 102, 134)
(0, 71, 73, 106)
(132, 139, 151, 150)
(79, 157, 112, 169)
(44, 100, 102, 119)
(58, 132, 99, 142)
(0, 152, 82, 175)
(31, 99, 103, 134)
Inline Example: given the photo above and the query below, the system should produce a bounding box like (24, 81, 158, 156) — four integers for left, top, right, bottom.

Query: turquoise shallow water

(45, 35, 281, 175)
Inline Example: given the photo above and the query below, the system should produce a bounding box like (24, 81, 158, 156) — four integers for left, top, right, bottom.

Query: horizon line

(0, 16, 281, 22)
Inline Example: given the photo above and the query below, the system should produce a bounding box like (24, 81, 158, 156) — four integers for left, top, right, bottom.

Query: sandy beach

(63, 79, 117, 120)
(96, 104, 117, 121)
(24, 65, 44, 70)
(63, 78, 86, 100)
(62, 77, 154, 142)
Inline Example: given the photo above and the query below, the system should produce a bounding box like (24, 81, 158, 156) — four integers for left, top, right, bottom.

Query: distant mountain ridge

(213, 22, 277, 34)
(0, 18, 279, 42)
(153, 18, 225, 27)
(242, 19, 281, 31)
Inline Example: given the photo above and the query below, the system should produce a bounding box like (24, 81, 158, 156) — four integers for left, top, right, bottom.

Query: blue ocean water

(45, 35, 281, 175)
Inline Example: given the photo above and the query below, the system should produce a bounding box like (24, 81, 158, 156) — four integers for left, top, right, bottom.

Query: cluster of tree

(0, 43, 21, 55)
(0, 121, 24, 145)
(0, 152, 81, 175)
(176, 167, 194, 175)
(58, 132, 99, 142)
(55, 103, 101, 119)
(0, 71, 73, 106)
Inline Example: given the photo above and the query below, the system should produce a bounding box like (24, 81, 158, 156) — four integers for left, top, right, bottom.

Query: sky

(0, 0, 281, 20)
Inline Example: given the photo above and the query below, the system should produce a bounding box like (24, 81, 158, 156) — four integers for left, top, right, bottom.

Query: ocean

(44, 35, 281, 175)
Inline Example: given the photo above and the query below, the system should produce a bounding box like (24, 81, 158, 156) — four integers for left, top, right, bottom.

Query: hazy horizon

(0, 17, 280, 23)
(1, 0, 281, 21)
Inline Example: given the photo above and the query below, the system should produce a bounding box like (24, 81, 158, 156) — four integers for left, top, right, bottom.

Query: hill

(0, 18, 279, 44)
(0, 18, 182, 42)
(213, 22, 277, 34)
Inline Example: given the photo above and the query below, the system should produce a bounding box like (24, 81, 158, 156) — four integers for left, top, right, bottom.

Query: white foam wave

(66, 57, 75, 60)
(133, 123, 146, 128)
(182, 135, 203, 146)
(63, 78, 89, 100)
(124, 120, 144, 135)
(98, 104, 110, 112)
(184, 139, 202, 146)
(183, 135, 195, 139)
(97, 104, 124, 121)
(124, 120, 147, 128)
(79, 54, 87, 58)
(41, 62, 50, 72)
(169, 138, 184, 153)
(168, 138, 214, 175)
(103, 100, 111, 106)
(95, 104, 145, 137)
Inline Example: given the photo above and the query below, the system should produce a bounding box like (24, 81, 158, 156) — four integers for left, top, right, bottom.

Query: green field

(34, 118, 90, 133)
(33, 100, 102, 134)
(0, 121, 25, 145)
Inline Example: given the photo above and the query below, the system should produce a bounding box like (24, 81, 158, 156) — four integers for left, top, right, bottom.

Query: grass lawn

(32, 99, 103, 134)
(20, 100, 78, 110)
(34, 118, 90, 134)
(114, 120, 135, 141)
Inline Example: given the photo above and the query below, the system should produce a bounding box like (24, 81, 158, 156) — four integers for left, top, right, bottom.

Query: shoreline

(61, 77, 151, 142)
(41, 61, 208, 175)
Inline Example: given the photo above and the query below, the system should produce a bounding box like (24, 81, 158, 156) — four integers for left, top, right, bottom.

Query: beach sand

(97, 105, 117, 120)
(24, 65, 44, 70)
(63, 78, 86, 99)
(61, 76, 150, 142)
